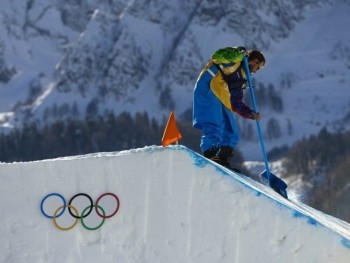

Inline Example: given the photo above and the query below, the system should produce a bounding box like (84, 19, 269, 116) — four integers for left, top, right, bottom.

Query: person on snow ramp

(193, 46, 266, 171)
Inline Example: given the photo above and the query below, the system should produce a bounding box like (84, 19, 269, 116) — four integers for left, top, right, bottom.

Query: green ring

(80, 205, 105, 230)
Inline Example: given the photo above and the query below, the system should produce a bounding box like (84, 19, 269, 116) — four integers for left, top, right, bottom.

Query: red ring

(95, 193, 120, 218)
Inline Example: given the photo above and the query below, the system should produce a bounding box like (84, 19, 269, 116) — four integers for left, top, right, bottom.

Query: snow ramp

(0, 145, 349, 263)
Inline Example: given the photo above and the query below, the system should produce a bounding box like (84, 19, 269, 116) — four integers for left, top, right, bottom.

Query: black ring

(68, 193, 93, 219)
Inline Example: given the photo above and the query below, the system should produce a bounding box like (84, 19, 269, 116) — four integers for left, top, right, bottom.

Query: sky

(1, 145, 350, 263)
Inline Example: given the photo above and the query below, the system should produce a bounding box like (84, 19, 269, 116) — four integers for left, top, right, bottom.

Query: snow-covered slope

(0, 145, 349, 262)
(0, 0, 350, 159)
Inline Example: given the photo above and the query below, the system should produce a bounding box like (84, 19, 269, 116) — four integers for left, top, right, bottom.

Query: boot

(203, 147, 220, 163)
(203, 146, 241, 173)
(217, 146, 241, 173)
(203, 147, 220, 164)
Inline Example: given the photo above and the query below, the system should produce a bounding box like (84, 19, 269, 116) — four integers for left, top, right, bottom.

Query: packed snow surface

(0, 145, 349, 262)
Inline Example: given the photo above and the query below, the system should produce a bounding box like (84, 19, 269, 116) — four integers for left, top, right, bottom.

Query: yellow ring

(53, 205, 79, 231)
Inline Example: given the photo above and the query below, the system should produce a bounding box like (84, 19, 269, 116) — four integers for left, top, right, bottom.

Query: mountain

(0, 0, 350, 160)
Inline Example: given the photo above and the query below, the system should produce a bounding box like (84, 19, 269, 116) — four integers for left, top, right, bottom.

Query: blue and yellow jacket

(197, 47, 254, 119)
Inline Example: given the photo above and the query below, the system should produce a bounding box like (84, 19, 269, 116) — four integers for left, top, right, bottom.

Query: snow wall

(0, 145, 349, 263)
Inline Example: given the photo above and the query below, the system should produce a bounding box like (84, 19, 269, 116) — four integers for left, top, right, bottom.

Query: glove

(252, 112, 261, 121)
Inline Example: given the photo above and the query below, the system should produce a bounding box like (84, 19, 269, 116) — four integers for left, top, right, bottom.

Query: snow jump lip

(174, 144, 350, 246)
(1, 143, 350, 263)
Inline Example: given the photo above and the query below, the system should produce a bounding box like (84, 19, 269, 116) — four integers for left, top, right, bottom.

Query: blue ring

(40, 193, 66, 219)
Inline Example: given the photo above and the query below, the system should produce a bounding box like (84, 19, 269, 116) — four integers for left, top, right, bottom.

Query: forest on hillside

(0, 113, 349, 223)
(283, 128, 350, 223)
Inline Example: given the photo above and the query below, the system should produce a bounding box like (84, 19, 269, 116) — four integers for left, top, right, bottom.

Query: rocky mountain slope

(1, 0, 349, 159)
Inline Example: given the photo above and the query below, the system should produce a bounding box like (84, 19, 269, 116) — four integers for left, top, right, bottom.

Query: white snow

(1, 145, 349, 262)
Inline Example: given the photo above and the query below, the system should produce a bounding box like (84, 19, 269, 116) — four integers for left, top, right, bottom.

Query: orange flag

(161, 111, 182, 146)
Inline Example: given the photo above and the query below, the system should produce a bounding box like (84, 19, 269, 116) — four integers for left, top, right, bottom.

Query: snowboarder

(193, 46, 266, 170)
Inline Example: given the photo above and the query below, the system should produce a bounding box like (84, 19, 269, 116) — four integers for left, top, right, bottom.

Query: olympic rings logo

(40, 192, 120, 231)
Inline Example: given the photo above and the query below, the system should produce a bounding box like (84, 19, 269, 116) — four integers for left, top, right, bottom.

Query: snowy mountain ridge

(0, 0, 350, 160)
